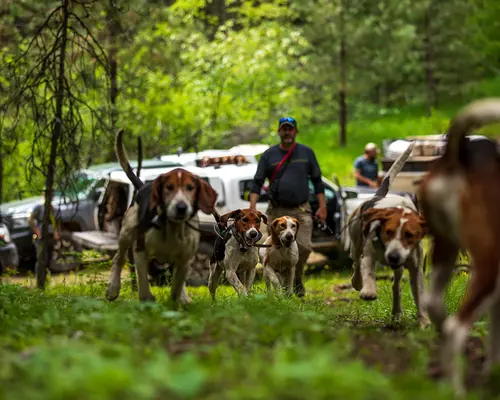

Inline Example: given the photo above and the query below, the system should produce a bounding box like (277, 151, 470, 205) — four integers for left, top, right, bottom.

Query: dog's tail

(375, 140, 415, 198)
(115, 128, 144, 191)
(444, 98, 500, 168)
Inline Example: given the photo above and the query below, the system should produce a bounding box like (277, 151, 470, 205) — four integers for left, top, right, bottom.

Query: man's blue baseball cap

(278, 117, 297, 129)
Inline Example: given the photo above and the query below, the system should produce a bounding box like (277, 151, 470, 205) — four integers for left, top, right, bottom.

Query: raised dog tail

(444, 98, 500, 168)
(375, 140, 416, 198)
(115, 128, 144, 191)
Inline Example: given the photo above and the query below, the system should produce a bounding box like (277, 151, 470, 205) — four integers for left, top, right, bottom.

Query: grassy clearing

(0, 267, 494, 400)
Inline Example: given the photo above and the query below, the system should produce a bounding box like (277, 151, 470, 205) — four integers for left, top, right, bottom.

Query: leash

(297, 205, 336, 236)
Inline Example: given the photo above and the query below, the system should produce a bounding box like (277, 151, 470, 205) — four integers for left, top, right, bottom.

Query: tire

(49, 231, 83, 273)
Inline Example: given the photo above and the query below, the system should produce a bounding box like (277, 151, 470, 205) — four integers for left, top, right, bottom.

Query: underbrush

(0, 268, 493, 399)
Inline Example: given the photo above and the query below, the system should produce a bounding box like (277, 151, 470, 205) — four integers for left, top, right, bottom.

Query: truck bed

(72, 231, 119, 251)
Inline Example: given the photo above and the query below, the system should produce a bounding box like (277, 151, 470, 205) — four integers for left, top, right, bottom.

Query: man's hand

(369, 181, 378, 189)
(315, 205, 327, 223)
(54, 231, 60, 241)
(249, 193, 259, 211)
(34, 228, 41, 238)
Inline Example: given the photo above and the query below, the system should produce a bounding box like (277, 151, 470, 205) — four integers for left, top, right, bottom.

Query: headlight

(0, 225, 11, 243)
(12, 212, 30, 229)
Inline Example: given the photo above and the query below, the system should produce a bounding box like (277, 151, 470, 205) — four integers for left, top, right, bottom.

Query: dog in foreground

(259, 216, 299, 297)
(418, 98, 500, 395)
(346, 140, 430, 328)
(106, 129, 218, 305)
(208, 208, 266, 300)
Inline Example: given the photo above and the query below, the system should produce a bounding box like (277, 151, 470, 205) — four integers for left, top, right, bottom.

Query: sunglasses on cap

(278, 117, 297, 129)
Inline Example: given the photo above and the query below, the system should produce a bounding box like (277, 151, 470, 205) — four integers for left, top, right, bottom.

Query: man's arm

(353, 169, 377, 187)
(28, 207, 41, 237)
(353, 158, 378, 187)
(249, 154, 269, 210)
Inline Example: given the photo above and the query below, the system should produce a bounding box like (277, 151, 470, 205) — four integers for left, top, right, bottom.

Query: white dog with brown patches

(346, 141, 430, 328)
(259, 216, 300, 297)
(208, 208, 267, 300)
(106, 129, 218, 305)
(418, 98, 500, 395)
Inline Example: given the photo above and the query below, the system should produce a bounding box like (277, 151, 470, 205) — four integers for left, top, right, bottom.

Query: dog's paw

(106, 282, 120, 301)
(139, 293, 156, 302)
(360, 288, 377, 301)
(179, 294, 193, 305)
(418, 315, 432, 329)
(351, 273, 362, 291)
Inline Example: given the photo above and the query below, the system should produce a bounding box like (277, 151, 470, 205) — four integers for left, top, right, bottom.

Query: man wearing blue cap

(249, 117, 326, 297)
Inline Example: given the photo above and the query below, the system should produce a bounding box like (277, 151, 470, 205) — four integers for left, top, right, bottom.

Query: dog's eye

(185, 184, 195, 191)
(242, 217, 248, 223)
(404, 231, 413, 240)
(166, 184, 175, 191)
(281, 223, 286, 228)
(385, 229, 394, 236)
(256, 219, 260, 224)
(291, 224, 296, 229)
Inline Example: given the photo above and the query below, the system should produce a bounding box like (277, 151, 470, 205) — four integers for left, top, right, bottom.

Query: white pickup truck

(71, 152, 404, 285)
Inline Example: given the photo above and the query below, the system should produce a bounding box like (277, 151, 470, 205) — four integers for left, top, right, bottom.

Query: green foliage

(1, 0, 500, 201)
(0, 270, 487, 399)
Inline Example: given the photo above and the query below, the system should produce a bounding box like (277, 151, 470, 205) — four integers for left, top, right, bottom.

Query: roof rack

(196, 155, 250, 168)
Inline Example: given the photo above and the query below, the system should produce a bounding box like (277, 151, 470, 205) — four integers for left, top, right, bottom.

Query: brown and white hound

(418, 98, 500, 395)
(346, 141, 430, 327)
(208, 208, 266, 300)
(106, 129, 218, 305)
(259, 216, 300, 297)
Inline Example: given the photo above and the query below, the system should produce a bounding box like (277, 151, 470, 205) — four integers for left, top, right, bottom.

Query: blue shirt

(354, 156, 378, 187)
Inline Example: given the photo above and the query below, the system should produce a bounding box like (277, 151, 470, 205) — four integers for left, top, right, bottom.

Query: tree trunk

(338, 0, 347, 147)
(424, 1, 435, 117)
(107, 0, 120, 160)
(37, 0, 69, 289)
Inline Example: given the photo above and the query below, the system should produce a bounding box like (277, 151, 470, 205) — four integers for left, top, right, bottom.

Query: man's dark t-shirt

(354, 156, 378, 187)
(250, 143, 324, 207)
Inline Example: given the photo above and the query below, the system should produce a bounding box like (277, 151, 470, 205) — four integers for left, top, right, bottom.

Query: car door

(308, 180, 341, 243)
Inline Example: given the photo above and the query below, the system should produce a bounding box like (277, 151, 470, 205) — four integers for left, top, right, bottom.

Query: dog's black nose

(285, 233, 293, 241)
(176, 202, 188, 215)
(387, 252, 401, 266)
(249, 230, 258, 238)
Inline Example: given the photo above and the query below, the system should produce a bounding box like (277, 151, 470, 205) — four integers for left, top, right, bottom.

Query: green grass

(0, 268, 494, 400)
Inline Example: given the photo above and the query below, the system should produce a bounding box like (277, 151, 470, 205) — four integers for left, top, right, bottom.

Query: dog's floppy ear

(257, 211, 267, 225)
(271, 217, 280, 231)
(150, 175, 165, 211)
(361, 208, 392, 237)
(197, 178, 218, 214)
(220, 209, 243, 225)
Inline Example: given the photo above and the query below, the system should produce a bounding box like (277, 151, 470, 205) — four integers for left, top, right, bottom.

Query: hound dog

(346, 141, 430, 328)
(106, 129, 218, 305)
(418, 98, 500, 395)
(259, 216, 299, 297)
(208, 208, 266, 300)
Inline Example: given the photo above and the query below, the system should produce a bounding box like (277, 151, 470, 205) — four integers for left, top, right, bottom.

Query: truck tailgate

(72, 231, 119, 251)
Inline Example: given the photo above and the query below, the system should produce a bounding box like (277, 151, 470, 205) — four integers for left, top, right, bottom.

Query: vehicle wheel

(186, 251, 211, 287)
(49, 231, 83, 273)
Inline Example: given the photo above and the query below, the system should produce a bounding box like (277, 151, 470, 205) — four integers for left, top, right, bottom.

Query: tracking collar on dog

(229, 224, 262, 252)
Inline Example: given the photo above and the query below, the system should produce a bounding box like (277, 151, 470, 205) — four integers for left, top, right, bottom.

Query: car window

(207, 177, 224, 205)
(308, 180, 336, 201)
(239, 179, 268, 202)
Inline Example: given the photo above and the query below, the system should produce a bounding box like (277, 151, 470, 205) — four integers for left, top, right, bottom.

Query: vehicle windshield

(54, 171, 100, 201)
